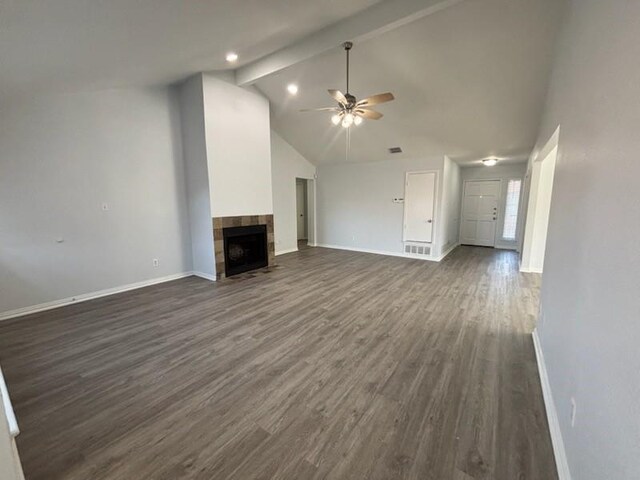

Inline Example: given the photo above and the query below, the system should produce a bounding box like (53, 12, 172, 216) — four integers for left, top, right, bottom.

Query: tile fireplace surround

(213, 215, 275, 280)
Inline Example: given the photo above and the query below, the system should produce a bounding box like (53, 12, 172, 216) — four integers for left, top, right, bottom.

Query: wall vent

(404, 242, 431, 258)
(388, 147, 403, 154)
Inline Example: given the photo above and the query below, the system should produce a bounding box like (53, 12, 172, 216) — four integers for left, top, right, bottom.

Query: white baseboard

(316, 243, 447, 262)
(434, 243, 459, 262)
(532, 329, 572, 480)
(192, 271, 217, 282)
(495, 245, 518, 251)
(0, 366, 19, 437)
(0, 272, 196, 322)
(275, 247, 298, 256)
(521, 265, 543, 273)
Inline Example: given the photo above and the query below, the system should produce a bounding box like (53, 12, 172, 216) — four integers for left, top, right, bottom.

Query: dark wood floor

(0, 246, 557, 480)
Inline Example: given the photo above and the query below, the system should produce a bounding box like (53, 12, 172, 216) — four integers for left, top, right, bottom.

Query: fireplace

(222, 224, 268, 277)
(213, 214, 275, 280)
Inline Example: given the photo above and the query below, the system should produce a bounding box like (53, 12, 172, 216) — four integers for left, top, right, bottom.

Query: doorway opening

(520, 127, 559, 273)
(295, 178, 315, 250)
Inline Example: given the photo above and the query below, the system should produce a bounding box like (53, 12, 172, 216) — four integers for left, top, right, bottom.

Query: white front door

(460, 180, 500, 247)
(403, 172, 436, 243)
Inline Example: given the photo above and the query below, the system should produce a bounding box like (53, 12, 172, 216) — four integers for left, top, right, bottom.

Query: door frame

(402, 170, 439, 244)
(295, 179, 307, 240)
(459, 178, 504, 247)
(294, 176, 317, 247)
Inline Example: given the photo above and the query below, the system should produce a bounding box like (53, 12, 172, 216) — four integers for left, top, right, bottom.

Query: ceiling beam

(234, 0, 464, 86)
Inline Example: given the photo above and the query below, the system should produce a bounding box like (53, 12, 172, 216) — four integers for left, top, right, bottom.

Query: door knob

(427, 219, 432, 223)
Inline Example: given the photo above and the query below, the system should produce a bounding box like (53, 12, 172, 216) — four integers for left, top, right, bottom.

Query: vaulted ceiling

(0, 0, 381, 100)
(0, 0, 565, 166)
(256, 0, 565, 165)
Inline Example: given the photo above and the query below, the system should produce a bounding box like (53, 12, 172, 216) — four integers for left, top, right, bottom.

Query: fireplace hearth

(222, 224, 268, 277)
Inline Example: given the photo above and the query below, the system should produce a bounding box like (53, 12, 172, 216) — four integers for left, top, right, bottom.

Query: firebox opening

(222, 224, 268, 277)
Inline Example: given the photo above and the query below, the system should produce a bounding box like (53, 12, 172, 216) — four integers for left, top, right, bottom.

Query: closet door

(403, 172, 436, 243)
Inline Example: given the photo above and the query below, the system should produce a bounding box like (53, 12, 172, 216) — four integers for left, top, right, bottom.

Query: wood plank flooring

(0, 246, 557, 480)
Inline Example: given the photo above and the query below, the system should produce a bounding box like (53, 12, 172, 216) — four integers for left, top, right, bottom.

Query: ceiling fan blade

(355, 108, 383, 120)
(328, 89, 348, 105)
(299, 107, 341, 112)
(355, 92, 395, 107)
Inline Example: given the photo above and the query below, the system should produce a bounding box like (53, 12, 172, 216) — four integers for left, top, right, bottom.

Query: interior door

(296, 181, 306, 240)
(403, 172, 436, 243)
(460, 180, 500, 246)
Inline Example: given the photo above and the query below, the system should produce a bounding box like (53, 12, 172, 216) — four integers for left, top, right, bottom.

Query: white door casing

(460, 180, 500, 247)
(403, 172, 436, 243)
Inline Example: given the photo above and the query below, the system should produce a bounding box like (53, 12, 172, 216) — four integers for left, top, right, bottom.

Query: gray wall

(534, 1, 640, 478)
(0, 88, 192, 316)
(316, 157, 444, 256)
(270, 131, 316, 254)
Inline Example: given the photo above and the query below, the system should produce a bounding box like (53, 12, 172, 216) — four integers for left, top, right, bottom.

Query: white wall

(521, 146, 557, 272)
(202, 74, 273, 217)
(316, 157, 444, 257)
(179, 76, 215, 279)
(461, 163, 527, 250)
(270, 131, 316, 254)
(438, 156, 461, 255)
(0, 88, 192, 316)
(533, 1, 640, 479)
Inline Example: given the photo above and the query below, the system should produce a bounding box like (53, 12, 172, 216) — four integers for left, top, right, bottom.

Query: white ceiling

(0, 0, 564, 166)
(0, 0, 381, 101)
(257, 0, 565, 165)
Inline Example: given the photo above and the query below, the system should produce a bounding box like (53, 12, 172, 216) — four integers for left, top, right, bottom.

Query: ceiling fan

(301, 42, 395, 128)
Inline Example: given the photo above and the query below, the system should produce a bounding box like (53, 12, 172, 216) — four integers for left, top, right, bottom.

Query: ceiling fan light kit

(301, 41, 395, 128)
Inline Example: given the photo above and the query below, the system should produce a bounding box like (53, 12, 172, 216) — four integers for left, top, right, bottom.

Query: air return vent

(388, 147, 403, 154)
(404, 242, 431, 258)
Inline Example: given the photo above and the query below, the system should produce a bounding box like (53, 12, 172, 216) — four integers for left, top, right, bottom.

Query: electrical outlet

(152, 258, 159, 267)
(570, 397, 577, 427)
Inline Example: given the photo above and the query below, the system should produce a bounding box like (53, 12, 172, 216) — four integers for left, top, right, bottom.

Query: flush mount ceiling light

(287, 84, 299, 95)
(482, 158, 498, 167)
(300, 42, 395, 128)
(225, 52, 238, 63)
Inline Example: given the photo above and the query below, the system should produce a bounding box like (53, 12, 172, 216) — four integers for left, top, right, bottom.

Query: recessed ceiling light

(226, 52, 238, 63)
(287, 84, 299, 95)
(482, 158, 498, 167)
